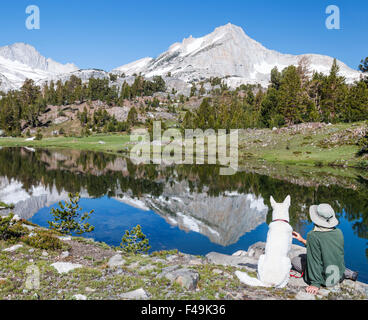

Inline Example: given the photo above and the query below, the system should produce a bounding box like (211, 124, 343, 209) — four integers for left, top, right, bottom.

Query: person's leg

(291, 254, 307, 274)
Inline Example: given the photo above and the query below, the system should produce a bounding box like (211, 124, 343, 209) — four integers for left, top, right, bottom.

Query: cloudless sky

(1, 0, 367, 71)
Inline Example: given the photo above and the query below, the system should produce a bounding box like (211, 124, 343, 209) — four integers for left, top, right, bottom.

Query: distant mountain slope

(113, 23, 362, 87)
(0, 43, 78, 91)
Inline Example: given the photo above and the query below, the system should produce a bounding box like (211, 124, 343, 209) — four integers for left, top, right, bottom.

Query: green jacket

(303, 228, 345, 288)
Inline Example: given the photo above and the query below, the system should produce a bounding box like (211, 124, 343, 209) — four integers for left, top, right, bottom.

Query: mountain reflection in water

(0, 147, 367, 282)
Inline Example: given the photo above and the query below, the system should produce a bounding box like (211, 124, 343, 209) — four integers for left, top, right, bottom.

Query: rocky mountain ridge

(0, 24, 362, 93)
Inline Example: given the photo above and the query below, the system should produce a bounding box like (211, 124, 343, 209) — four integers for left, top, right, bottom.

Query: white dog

(235, 195, 293, 288)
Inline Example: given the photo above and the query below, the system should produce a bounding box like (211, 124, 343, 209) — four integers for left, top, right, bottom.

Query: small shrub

(0, 214, 26, 240)
(22, 230, 64, 250)
(356, 134, 368, 157)
(356, 160, 368, 170)
(120, 225, 151, 254)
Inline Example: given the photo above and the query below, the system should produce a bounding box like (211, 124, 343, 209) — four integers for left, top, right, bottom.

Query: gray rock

(3, 244, 23, 252)
(58, 236, 72, 241)
(107, 254, 126, 268)
(205, 252, 257, 268)
(213, 269, 224, 275)
(318, 288, 331, 297)
(232, 250, 248, 257)
(295, 291, 316, 300)
(22, 224, 35, 231)
(73, 294, 87, 300)
(159, 267, 199, 290)
(53, 116, 69, 125)
(166, 255, 178, 262)
(12, 214, 21, 221)
(152, 258, 166, 264)
(126, 261, 140, 270)
(342, 279, 368, 297)
(60, 251, 70, 259)
(246, 242, 266, 259)
(140, 264, 155, 272)
(51, 262, 82, 274)
(159, 265, 181, 276)
(120, 288, 149, 300)
(188, 258, 203, 266)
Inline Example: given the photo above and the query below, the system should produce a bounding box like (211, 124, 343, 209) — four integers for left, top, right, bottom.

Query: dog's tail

(235, 270, 268, 287)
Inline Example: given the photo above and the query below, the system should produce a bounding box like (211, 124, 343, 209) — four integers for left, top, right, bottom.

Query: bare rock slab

(51, 262, 82, 274)
(206, 252, 257, 268)
(120, 288, 149, 300)
(295, 291, 316, 300)
(108, 254, 126, 268)
(3, 244, 23, 252)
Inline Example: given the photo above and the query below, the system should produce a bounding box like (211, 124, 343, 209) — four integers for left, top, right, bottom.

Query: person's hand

(292, 231, 304, 243)
(306, 286, 319, 295)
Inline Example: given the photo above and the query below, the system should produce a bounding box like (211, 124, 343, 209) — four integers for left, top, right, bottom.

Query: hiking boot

(344, 269, 359, 282)
(350, 271, 359, 282)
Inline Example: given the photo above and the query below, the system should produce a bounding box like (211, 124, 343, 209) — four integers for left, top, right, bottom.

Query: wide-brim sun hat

(309, 204, 339, 228)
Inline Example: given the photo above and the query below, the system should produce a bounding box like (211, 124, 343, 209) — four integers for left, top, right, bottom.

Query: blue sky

(1, 0, 367, 71)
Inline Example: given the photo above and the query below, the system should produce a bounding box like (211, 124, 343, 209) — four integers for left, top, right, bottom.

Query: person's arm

(292, 231, 307, 246)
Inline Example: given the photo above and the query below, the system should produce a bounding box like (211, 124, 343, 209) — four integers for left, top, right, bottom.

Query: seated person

(292, 204, 358, 294)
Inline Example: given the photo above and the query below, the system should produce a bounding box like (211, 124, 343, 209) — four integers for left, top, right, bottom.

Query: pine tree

(319, 59, 348, 123)
(359, 57, 368, 73)
(270, 67, 281, 90)
(359, 57, 368, 86)
(277, 66, 305, 125)
(261, 87, 279, 127)
(343, 80, 368, 122)
(127, 107, 138, 126)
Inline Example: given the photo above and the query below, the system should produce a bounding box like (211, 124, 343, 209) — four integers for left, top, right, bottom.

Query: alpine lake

(0, 147, 367, 283)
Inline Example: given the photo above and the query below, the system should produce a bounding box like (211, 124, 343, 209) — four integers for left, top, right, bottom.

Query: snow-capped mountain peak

(0, 42, 78, 92)
(0, 24, 363, 94)
(113, 23, 362, 87)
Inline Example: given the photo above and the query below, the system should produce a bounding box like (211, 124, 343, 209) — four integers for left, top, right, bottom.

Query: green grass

(0, 134, 131, 155)
(0, 122, 366, 170)
(238, 122, 365, 169)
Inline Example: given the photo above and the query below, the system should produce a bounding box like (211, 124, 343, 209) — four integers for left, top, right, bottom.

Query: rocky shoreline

(0, 221, 367, 300)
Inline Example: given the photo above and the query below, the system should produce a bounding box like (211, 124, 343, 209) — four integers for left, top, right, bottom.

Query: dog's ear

(270, 196, 276, 208)
(283, 195, 291, 207)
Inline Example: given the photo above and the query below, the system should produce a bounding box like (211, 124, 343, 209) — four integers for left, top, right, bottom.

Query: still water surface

(0, 147, 367, 282)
